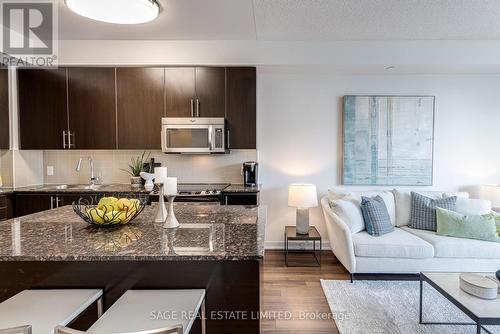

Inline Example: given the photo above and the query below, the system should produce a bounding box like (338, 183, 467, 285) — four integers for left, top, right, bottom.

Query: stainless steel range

(151, 183, 230, 204)
(175, 183, 230, 203)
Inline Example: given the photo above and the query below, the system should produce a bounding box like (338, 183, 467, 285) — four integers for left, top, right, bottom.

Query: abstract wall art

(343, 95, 435, 185)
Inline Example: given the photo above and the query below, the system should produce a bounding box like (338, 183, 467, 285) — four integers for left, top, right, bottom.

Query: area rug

(320, 279, 500, 334)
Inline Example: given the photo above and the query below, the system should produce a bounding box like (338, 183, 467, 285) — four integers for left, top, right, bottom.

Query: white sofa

(321, 189, 500, 275)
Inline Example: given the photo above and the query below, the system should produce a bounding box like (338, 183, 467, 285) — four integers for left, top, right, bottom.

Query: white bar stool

(0, 289, 103, 334)
(56, 289, 206, 334)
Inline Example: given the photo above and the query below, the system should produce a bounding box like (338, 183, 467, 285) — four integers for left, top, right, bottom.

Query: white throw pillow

(328, 189, 396, 226)
(454, 198, 492, 216)
(329, 198, 365, 234)
(442, 192, 470, 199)
(393, 189, 447, 227)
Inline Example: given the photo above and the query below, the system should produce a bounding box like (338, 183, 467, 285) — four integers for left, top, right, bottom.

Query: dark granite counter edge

(0, 255, 264, 261)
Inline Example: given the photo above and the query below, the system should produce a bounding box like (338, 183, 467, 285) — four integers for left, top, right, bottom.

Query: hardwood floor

(262, 250, 350, 334)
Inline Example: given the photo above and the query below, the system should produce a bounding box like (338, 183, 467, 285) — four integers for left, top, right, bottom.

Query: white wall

(257, 71, 500, 248)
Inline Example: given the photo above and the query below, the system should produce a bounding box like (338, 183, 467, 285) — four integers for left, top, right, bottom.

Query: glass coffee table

(420, 272, 500, 334)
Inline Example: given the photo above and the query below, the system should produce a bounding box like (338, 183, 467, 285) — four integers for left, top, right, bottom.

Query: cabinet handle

(68, 131, 74, 148)
(196, 99, 200, 117)
(190, 99, 194, 117)
(62, 131, 67, 149)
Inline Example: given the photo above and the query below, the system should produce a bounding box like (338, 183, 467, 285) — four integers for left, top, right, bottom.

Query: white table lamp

(480, 184, 500, 210)
(288, 184, 318, 234)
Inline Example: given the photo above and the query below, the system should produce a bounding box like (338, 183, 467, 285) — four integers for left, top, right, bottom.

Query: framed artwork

(343, 95, 435, 185)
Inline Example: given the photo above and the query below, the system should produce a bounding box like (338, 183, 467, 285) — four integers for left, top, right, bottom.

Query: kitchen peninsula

(0, 204, 265, 334)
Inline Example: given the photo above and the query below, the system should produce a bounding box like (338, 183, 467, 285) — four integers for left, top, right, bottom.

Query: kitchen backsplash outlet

(43, 150, 257, 185)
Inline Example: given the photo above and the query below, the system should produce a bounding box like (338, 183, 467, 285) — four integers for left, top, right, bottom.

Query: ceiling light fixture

(65, 0, 160, 25)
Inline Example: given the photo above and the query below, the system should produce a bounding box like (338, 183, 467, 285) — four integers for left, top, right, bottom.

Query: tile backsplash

(43, 150, 257, 185)
(0, 150, 13, 187)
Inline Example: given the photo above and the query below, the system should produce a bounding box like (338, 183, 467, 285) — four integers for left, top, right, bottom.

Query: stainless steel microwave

(161, 118, 226, 154)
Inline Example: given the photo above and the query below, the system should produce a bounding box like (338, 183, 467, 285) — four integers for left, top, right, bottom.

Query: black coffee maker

(242, 162, 258, 187)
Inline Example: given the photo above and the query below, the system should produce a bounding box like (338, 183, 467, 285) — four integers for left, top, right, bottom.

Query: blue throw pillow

(409, 192, 457, 232)
(360, 196, 394, 236)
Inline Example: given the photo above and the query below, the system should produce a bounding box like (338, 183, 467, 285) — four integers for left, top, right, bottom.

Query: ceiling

(58, 0, 500, 40)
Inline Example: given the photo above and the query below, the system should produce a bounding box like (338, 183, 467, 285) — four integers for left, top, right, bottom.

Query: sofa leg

(350, 273, 354, 283)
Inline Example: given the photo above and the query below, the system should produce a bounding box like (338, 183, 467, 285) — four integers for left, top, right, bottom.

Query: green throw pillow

(436, 208, 500, 243)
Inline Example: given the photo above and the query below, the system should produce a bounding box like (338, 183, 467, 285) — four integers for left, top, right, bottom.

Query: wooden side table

(284, 226, 322, 267)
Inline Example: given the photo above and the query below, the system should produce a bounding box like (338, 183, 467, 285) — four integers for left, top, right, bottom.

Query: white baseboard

(264, 240, 331, 250)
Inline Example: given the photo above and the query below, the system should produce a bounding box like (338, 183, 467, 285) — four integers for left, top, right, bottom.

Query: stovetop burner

(176, 183, 230, 196)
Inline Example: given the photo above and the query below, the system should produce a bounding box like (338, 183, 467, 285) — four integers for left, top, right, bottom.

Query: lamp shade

(288, 184, 318, 208)
(480, 184, 500, 208)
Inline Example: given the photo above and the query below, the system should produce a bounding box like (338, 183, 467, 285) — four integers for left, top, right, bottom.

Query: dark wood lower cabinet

(0, 260, 261, 334)
(0, 195, 13, 221)
(14, 194, 53, 217)
(14, 192, 150, 217)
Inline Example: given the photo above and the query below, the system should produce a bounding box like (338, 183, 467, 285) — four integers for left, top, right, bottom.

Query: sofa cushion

(329, 198, 365, 234)
(328, 189, 396, 226)
(361, 196, 394, 236)
(402, 226, 500, 259)
(454, 198, 492, 216)
(409, 192, 457, 231)
(352, 228, 434, 259)
(393, 189, 469, 227)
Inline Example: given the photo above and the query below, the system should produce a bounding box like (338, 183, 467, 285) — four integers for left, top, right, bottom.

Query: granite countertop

(0, 204, 266, 261)
(223, 184, 261, 193)
(12, 184, 149, 194)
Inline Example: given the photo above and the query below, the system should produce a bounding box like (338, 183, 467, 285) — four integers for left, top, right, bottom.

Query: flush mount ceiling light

(65, 0, 160, 25)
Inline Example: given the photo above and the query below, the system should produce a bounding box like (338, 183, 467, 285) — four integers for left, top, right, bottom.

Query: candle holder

(154, 183, 168, 224)
(163, 195, 179, 229)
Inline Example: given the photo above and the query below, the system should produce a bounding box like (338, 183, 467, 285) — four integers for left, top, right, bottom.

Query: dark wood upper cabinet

(117, 67, 164, 149)
(226, 67, 256, 149)
(18, 68, 68, 149)
(0, 69, 9, 149)
(195, 67, 225, 117)
(165, 67, 195, 117)
(68, 67, 116, 149)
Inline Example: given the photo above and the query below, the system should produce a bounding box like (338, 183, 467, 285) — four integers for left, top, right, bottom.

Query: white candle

(154, 167, 167, 183)
(164, 177, 178, 195)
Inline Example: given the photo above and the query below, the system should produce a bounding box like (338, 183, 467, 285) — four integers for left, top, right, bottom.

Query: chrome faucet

(76, 157, 97, 186)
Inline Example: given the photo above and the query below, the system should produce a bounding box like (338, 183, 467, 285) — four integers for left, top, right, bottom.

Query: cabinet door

(15, 194, 53, 217)
(68, 67, 116, 149)
(165, 67, 195, 117)
(0, 69, 9, 149)
(226, 67, 256, 149)
(62, 193, 96, 206)
(195, 67, 225, 117)
(18, 68, 68, 149)
(117, 67, 164, 149)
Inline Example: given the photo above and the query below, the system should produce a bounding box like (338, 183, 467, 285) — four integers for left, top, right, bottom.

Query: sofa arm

(321, 197, 356, 273)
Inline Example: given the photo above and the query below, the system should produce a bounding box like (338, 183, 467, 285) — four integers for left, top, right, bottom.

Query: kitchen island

(0, 204, 265, 334)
